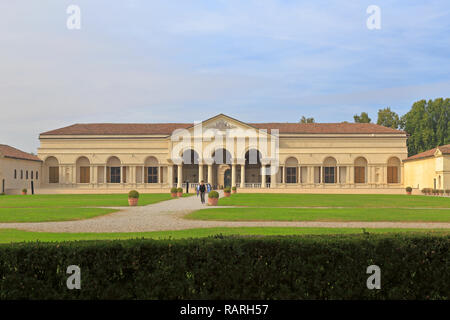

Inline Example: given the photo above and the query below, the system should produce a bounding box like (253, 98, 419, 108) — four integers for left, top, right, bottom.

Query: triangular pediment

(182, 114, 271, 136)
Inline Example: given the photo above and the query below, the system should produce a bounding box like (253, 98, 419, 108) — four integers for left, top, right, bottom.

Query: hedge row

(0, 234, 448, 299)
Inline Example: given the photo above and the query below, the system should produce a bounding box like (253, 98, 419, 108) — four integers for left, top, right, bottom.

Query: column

(168, 165, 173, 187)
(177, 165, 183, 188)
(350, 166, 354, 184)
(158, 166, 161, 184)
(336, 166, 341, 183)
(198, 164, 204, 183)
(231, 163, 236, 187)
(240, 164, 245, 188)
(261, 165, 266, 188)
(104, 166, 107, 184)
(271, 166, 277, 188)
(142, 165, 145, 183)
(93, 165, 98, 185)
(207, 165, 213, 185)
(120, 165, 123, 183)
(90, 166, 94, 184)
(320, 166, 323, 184)
(283, 166, 286, 184)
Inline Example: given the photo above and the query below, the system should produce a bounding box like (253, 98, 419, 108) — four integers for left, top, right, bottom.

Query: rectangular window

(31, 171, 34, 180)
(324, 167, 335, 183)
(21, 170, 23, 179)
(146, 167, 158, 183)
(286, 167, 297, 183)
(387, 166, 398, 183)
(49, 167, 59, 183)
(354, 167, 365, 183)
(36, 171, 39, 180)
(79, 167, 90, 183)
(14, 170, 17, 179)
(110, 167, 121, 183)
(26, 171, 28, 180)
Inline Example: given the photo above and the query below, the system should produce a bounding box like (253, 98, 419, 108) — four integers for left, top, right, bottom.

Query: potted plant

(432, 189, 438, 195)
(405, 186, 412, 195)
(177, 187, 183, 197)
(208, 190, 219, 206)
(438, 189, 444, 196)
(224, 187, 231, 197)
(21, 188, 27, 195)
(170, 187, 177, 198)
(232, 186, 237, 194)
(128, 190, 139, 206)
(446, 189, 450, 196)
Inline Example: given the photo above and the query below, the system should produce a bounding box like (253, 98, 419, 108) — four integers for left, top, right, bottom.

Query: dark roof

(250, 122, 405, 134)
(0, 144, 41, 162)
(40, 122, 405, 136)
(404, 144, 450, 162)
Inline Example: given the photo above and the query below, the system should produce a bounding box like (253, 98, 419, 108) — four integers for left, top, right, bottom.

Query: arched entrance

(212, 148, 233, 188)
(224, 169, 231, 187)
(245, 149, 262, 184)
(181, 149, 199, 184)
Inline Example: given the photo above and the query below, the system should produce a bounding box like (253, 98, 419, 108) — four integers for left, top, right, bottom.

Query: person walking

(199, 180, 206, 204)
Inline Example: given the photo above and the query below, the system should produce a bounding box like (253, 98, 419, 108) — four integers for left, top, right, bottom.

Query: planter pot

(406, 191, 412, 195)
(208, 197, 218, 206)
(171, 193, 177, 198)
(224, 192, 231, 197)
(21, 192, 27, 195)
(232, 190, 237, 194)
(128, 198, 138, 206)
(177, 192, 183, 197)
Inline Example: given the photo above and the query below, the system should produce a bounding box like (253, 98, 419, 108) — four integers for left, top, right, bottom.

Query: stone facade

(35, 114, 408, 194)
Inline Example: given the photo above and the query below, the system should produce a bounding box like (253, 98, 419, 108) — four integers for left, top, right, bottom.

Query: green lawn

(186, 207, 450, 222)
(218, 193, 450, 208)
(0, 207, 117, 223)
(0, 193, 173, 208)
(0, 193, 173, 222)
(0, 227, 448, 243)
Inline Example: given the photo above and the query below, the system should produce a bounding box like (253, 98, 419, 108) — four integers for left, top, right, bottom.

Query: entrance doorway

(224, 169, 231, 188)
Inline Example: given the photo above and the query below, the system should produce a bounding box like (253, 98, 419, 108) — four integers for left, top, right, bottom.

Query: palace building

(33, 114, 409, 194)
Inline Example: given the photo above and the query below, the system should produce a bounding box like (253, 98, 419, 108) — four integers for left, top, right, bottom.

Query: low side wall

(33, 187, 418, 195)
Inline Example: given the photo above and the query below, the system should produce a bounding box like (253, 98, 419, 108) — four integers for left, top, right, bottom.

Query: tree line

(299, 98, 450, 156)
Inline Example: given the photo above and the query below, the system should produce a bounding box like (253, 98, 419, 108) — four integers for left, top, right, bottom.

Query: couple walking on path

(197, 180, 210, 204)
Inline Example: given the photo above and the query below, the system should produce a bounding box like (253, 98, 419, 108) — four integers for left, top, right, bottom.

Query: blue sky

(1, 0, 450, 152)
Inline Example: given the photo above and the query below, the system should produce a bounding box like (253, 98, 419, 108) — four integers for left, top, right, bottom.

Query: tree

(400, 98, 450, 156)
(353, 112, 371, 123)
(300, 116, 315, 123)
(377, 107, 400, 129)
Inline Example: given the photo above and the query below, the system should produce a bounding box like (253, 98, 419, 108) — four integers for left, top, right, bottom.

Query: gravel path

(0, 193, 449, 233)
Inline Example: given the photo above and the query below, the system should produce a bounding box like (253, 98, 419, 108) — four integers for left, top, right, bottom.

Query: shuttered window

(354, 167, 365, 183)
(387, 166, 398, 183)
(49, 167, 59, 183)
(79, 167, 90, 183)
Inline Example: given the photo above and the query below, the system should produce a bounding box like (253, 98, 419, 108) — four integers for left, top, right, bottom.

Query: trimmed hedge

(0, 234, 448, 299)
